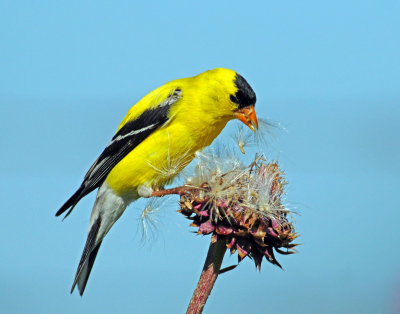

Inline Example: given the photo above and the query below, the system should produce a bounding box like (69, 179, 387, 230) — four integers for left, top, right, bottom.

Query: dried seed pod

(178, 155, 298, 269)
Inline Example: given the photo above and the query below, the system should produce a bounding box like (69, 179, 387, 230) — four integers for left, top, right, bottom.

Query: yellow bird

(56, 68, 258, 295)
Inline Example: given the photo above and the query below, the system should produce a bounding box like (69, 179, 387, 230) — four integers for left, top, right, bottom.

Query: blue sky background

(1, 1, 399, 313)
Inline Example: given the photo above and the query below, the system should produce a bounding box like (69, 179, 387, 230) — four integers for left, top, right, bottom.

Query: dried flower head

(179, 154, 298, 269)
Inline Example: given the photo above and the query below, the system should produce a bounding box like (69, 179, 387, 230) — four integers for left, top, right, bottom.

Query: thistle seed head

(178, 154, 298, 269)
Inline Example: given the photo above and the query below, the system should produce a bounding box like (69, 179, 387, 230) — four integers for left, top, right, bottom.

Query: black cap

(230, 73, 256, 109)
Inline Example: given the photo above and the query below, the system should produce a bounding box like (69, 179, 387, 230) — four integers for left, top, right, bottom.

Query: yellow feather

(106, 68, 245, 196)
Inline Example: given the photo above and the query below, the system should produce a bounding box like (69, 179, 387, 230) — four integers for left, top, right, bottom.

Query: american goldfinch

(56, 68, 258, 295)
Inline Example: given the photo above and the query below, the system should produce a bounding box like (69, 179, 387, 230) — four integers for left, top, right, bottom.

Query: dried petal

(216, 225, 233, 235)
(271, 219, 280, 230)
(226, 237, 236, 249)
(198, 221, 215, 234)
(194, 203, 203, 210)
(267, 227, 279, 238)
(250, 223, 267, 238)
(237, 244, 248, 259)
(217, 199, 229, 208)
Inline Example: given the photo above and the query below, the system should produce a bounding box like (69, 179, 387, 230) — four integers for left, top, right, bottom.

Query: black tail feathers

(71, 216, 102, 296)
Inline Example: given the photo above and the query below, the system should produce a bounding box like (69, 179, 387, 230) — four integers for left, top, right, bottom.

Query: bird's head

(230, 72, 258, 132)
(198, 68, 258, 132)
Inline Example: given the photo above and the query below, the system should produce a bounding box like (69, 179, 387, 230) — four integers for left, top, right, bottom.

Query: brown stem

(186, 240, 227, 314)
(149, 186, 188, 197)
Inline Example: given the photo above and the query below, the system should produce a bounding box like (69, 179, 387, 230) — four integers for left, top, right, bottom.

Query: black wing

(56, 89, 181, 218)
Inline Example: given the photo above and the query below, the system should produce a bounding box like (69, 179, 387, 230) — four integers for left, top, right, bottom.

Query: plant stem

(150, 186, 187, 197)
(186, 239, 227, 314)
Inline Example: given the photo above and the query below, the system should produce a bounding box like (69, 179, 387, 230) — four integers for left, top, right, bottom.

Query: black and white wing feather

(56, 89, 181, 218)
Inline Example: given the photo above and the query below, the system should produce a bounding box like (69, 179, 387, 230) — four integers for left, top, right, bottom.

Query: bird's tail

(71, 215, 102, 296)
(70, 182, 129, 295)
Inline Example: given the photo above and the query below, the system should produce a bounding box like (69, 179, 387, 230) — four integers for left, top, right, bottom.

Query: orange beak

(234, 106, 258, 132)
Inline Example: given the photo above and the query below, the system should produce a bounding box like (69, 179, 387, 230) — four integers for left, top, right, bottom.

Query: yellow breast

(105, 116, 229, 196)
